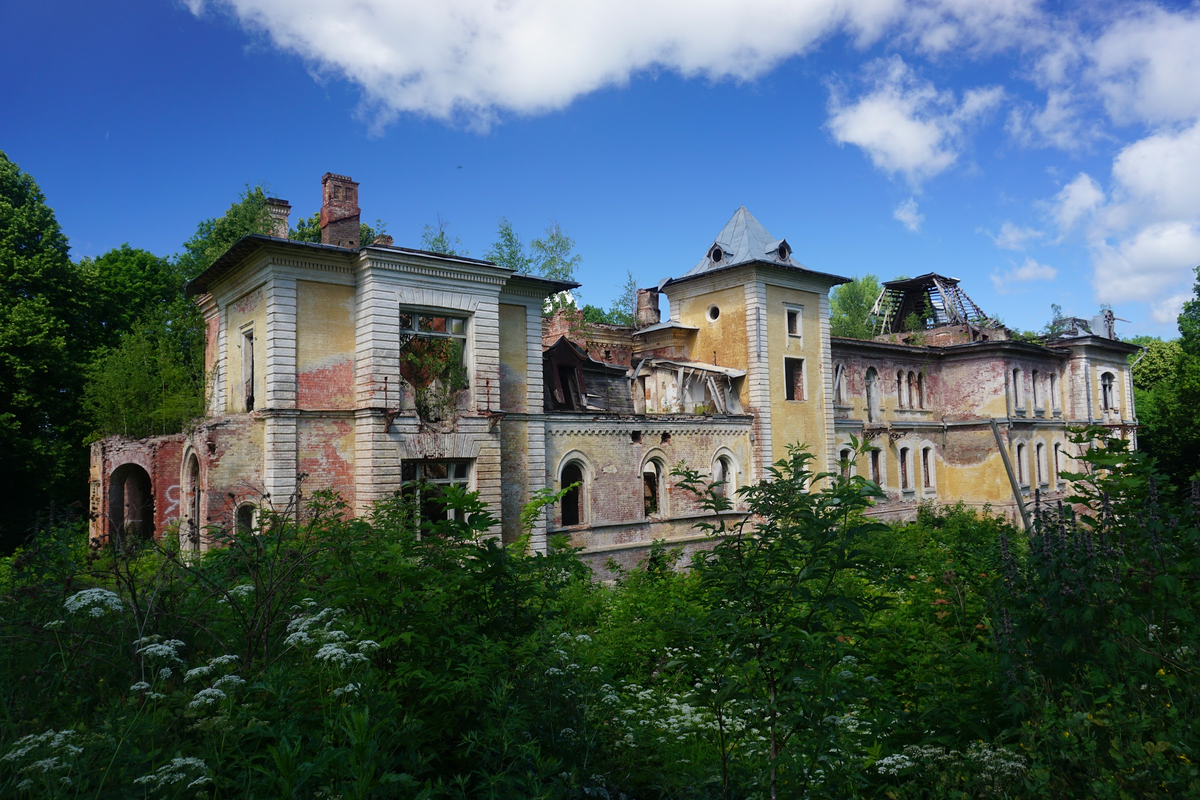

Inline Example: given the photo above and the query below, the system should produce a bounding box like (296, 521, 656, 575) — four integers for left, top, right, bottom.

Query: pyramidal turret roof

(680, 205, 802, 278)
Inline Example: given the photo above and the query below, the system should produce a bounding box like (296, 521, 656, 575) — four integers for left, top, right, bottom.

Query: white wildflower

(333, 683, 360, 698)
(212, 675, 245, 691)
(158, 667, 173, 680)
(44, 619, 65, 630)
(356, 640, 380, 653)
(63, 588, 122, 617)
(134, 757, 210, 791)
(130, 681, 151, 692)
(188, 688, 227, 709)
(185, 665, 212, 682)
(314, 644, 368, 667)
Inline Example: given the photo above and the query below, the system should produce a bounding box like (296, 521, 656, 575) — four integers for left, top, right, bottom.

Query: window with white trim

(1015, 443, 1027, 486)
(560, 461, 586, 526)
(643, 458, 667, 517)
(402, 459, 470, 523)
(1100, 371, 1117, 412)
(784, 357, 805, 401)
(241, 326, 255, 412)
(398, 310, 469, 402)
(921, 446, 933, 490)
(785, 305, 803, 346)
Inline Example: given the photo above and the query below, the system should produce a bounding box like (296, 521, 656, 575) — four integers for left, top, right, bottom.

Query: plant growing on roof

(399, 336, 468, 423)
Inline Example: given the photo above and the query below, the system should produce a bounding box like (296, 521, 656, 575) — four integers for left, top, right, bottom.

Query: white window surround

(556, 451, 593, 527)
(785, 304, 803, 348)
(711, 449, 739, 500)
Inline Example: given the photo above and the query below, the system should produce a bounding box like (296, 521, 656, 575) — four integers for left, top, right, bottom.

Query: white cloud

(827, 56, 1003, 186)
(989, 221, 1042, 250)
(1005, 89, 1100, 151)
(1092, 221, 1200, 304)
(893, 197, 924, 232)
(990, 256, 1056, 293)
(182, 0, 1042, 129)
(1109, 119, 1200, 225)
(1150, 292, 1191, 325)
(1091, 6, 1200, 126)
(1050, 173, 1104, 233)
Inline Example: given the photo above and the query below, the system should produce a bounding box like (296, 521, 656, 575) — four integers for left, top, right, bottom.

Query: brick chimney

(636, 288, 661, 328)
(320, 173, 360, 248)
(265, 197, 291, 239)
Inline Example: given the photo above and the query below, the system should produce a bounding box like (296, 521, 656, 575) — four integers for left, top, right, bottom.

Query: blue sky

(4, 1, 1200, 337)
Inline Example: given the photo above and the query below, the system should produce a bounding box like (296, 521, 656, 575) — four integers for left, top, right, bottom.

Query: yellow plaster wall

(765, 284, 826, 454)
(224, 286, 266, 414)
(498, 303, 528, 412)
(296, 281, 356, 410)
(677, 286, 748, 402)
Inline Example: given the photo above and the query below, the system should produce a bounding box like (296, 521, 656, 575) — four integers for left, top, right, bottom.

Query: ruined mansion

(90, 173, 1139, 574)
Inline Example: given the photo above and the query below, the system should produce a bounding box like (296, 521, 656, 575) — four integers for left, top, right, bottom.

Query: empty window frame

(833, 364, 846, 405)
(643, 458, 666, 517)
(921, 447, 933, 489)
(785, 305, 803, 345)
(907, 371, 916, 409)
(897, 370, 906, 408)
(1032, 370, 1041, 410)
(870, 449, 882, 486)
(1035, 442, 1046, 485)
(1012, 368, 1023, 409)
(712, 454, 735, 498)
(1053, 443, 1063, 483)
(899, 447, 911, 490)
(839, 448, 854, 478)
(865, 368, 880, 422)
(397, 310, 469, 394)
(1049, 372, 1060, 411)
(1100, 371, 1117, 411)
(236, 504, 256, 536)
(241, 326, 255, 412)
(784, 357, 805, 401)
(917, 373, 925, 408)
(401, 460, 470, 523)
(560, 461, 585, 526)
(1015, 443, 1027, 486)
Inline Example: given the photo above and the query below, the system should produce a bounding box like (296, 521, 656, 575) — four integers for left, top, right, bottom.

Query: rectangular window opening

(786, 307, 803, 339)
(784, 357, 805, 401)
(398, 309, 469, 397)
(900, 447, 910, 490)
(401, 460, 470, 524)
(922, 448, 932, 488)
(241, 328, 255, 412)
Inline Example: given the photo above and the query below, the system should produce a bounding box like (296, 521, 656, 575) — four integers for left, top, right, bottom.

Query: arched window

(184, 452, 201, 551)
(917, 373, 925, 408)
(1032, 370, 1041, 409)
(1035, 442, 1045, 485)
(712, 454, 735, 498)
(899, 447, 911, 490)
(870, 449, 882, 487)
(1053, 443, 1062, 483)
(1049, 372, 1059, 411)
(1100, 372, 1116, 411)
(897, 370, 906, 408)
(1012, 368, 1023, 408)
(907, 371, 916, 409)
(643, 458, 666, 518)
(1015, 443, 1027, 485)
(108, 463, 155, 542)
(921, 446, 933, 489)
(865, 368, 879, 422)
(833, 364, 846, 405)
(236, 504, 256, 535)
(560, 461, 585, 525)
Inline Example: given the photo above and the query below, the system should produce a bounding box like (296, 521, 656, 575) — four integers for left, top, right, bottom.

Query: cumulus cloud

(1091, 6, 1200, 126)
(1092, 222, 1200, 304)
(1050, 173, 1104, 233)
(1005, 89, 1101, 151)
(1150, 292, 1191, 325)
(990, 256, 1057, 293)
(1109, 119, 1200, 225)
(182, 0, 1043, 129)
(827, 56, 1003, 186)
(893, 197, 924, 232)
(988, 222, 1042, 250)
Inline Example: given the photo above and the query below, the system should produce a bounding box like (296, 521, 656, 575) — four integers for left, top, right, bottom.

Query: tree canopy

(829, 274, 881, 339)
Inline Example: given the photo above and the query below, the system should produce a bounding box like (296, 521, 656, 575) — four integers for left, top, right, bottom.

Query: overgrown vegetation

(4, 432, 1198, 797)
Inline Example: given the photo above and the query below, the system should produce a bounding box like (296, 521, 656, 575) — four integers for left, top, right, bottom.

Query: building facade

(90, 174, 1140, 575)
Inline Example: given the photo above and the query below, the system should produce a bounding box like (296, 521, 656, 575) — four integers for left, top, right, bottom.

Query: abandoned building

(90, 174, 1140, 574)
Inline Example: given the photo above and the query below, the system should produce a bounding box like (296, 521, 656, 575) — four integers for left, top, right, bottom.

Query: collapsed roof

(870, 273, 1000, 336)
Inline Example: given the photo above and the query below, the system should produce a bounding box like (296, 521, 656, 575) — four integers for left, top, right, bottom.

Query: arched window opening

(865, 368, 880, 422)
(1012, 368, 1023, 408)
(1032, 370, 1041, 409)
(1035, 443, 1045, 485)
(236, 504, 256, 536)
(184, 453, 201, 551)
(712, 455, 735, 498)
(1016, 443, 1027, 485)
(870, 449, 882, 486)
(839, 448, 853, 478)
(899, 447, 911, 490)
(922, 447, 933, 489)
(560, 461, 584, 526)
(108, 464, 155, 542)
(1050, 372, 1059, 411)
(643, 459, 665, 517)
(917, 373, 925, 408)
(1100, 372, 1116, 411)
(907, 372, 916, 409)
(834, 364, 846, 405)
(897, 371, 906, 408)
(1053, 443, 1063, 482)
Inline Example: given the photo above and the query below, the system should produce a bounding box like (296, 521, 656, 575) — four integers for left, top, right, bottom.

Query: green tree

(0, 151, 83, 551)
(290, 211, 386, 247)
(529, 221, 581, 283)
(1126, 336, 1182, 393)
(1179, 265, 1200, 356)
(830, 274, 881, 339)
(77, 245, 181, 351)
(420, 215, 466, 256)
(175, 185, 274, 281)
(483, 217, 532, 273)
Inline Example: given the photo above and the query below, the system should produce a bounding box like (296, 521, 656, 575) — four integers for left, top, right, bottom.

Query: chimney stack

(636, 288, 661, 328)
(265, 197, 291, 239)
(319, 173, 361, 248)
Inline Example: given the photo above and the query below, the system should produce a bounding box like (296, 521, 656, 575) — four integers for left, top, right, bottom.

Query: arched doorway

(108, 464, 155, 542)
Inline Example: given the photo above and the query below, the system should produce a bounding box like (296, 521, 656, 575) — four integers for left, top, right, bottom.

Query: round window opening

(707, 305, 720, 321)
(710, 246, 723, 263)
